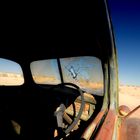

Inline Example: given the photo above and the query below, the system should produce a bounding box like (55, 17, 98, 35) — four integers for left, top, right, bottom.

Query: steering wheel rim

(53, 83, 85, 134)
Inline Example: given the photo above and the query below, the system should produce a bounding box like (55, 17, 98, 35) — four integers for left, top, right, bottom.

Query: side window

(0, 58, 24, 86)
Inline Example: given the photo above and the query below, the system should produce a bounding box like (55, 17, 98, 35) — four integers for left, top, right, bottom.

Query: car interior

(0, 0, 116, 139)
(0, 55, 104, 140)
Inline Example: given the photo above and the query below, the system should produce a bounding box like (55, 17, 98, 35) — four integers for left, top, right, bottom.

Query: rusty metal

(95, 110, 117, 140)
(124, 105, 140, 118)
(81, 109, 107, 140)
(81, 60, 109, 140)
(119, 105, 131, 116)
(118, 106, 140, 140)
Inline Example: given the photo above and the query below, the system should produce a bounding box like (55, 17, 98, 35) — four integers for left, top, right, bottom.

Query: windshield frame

(30, 56, 104, 96)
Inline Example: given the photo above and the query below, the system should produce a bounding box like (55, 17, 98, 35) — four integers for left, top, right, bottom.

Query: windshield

(30, 56, 103, 96)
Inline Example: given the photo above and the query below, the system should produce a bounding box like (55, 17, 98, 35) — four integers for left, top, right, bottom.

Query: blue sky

(108, 0, 140, 86)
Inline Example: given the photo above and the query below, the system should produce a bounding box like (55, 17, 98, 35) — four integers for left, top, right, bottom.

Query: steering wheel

(52, 83, 85, 135)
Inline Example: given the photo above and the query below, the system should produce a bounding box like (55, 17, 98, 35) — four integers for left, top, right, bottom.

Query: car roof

(0, 0, 113, 64)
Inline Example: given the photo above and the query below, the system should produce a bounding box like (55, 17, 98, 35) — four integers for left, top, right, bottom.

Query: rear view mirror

(0, 58, 24, 86)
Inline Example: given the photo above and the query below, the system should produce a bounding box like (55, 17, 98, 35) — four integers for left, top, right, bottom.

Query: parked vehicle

(0, 0, 139, 139)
